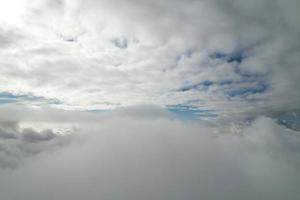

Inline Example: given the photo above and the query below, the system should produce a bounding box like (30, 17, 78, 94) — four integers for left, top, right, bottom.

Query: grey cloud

(0, 27, 23, 49)
(0, 105, 174, 123)
(0, 112, 299, 199)
(82, 0, 300, 112)
(0, 120, 74, 169)
(0, 105, 103, 123)
(0, 132, 17, 139)
(0, 122, 18, 139)
(0, 105, 173, 169)
(111, 104, 173, 119)
(112, 37, 128, 49)
(21, 128, 56, 143)
(214, 0, 300, 109)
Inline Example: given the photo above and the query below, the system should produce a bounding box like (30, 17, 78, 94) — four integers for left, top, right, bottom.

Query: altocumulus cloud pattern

(0, 0, 300, 200)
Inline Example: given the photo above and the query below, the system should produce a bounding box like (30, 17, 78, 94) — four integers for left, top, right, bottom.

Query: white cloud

(0, 106, 299, 199)
(1, 1, 299, 198)
(0, 0, 299, 115)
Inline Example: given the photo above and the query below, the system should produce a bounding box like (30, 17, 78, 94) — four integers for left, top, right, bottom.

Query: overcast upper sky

(0, 0, 300, 199)
(0, 0, 299, 117)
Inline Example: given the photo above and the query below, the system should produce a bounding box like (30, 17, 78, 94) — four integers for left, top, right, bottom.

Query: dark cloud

(21, 128, 56, 143)
(112, 37, 128, 49)
(0, 121, 74, 169)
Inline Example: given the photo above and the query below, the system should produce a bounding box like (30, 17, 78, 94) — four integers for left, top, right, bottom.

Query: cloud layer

(0, 106, 299, 199)
(0, 0, 299, 116)
(1, 1, 300, 199)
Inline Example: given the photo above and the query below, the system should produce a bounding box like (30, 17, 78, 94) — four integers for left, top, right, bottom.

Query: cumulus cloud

(0, 119, 74, 169)
(0, 106, 299, 199)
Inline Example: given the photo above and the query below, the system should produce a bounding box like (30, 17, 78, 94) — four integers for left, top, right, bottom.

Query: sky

(0, 0, 300, 199)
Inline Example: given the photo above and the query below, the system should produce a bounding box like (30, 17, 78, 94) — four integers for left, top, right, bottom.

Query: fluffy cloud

(0, 106, 299, 199)
(0, 121, 73, 169)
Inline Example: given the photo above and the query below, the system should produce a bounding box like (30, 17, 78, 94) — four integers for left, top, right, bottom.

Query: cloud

(0, 27, 22, 49)
(0, 106, 299, 199)
(21, 128, 57, 143)
(0, 1, 299, 199)
(0, 119, 74, 169)
(0, 0, 298, 116)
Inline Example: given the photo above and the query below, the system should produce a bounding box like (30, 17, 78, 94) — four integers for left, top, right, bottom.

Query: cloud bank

(0, 106, 299, 199)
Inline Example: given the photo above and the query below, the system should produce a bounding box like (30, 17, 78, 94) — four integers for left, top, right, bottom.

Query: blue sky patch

(168, 105, 218, 120)
(227, 50, 244, 63)
(219, 80, 233, 85)
(0, 92, 61, 105)
(227, 82, 268, 97)
(177, 80, 214, 92)
(209, 49, 245, 64)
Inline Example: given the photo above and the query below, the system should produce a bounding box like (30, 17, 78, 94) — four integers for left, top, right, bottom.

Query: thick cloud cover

(0, 0, 300, 199)
(0, 0, 299, 116)
(0, 106, 300, 199)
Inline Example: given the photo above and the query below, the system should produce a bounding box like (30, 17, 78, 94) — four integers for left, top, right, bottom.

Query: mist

(0, 106, 299, 200)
